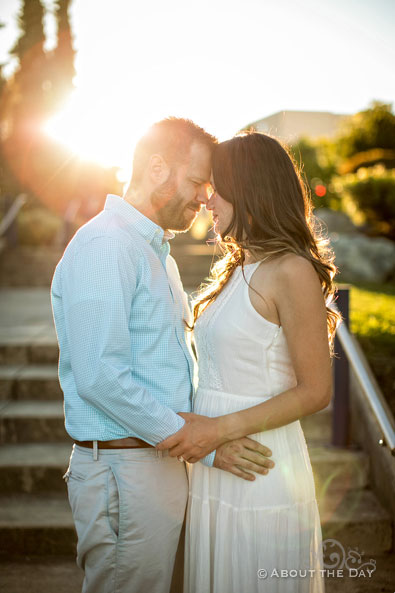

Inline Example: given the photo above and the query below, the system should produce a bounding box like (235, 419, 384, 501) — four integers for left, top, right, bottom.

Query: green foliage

(17, 205, 62, 246)
(290, 137, 339, 209)
(331, 103, 395, 238)
(49, 0, 75, 106)
(339, 148, 395, 175)
(10, 0, 45, 61)
(333, 166, 395, 238)
(350, 283, 395, 338)
(349, 283, 395, 414)
(336, 102, 395, 160)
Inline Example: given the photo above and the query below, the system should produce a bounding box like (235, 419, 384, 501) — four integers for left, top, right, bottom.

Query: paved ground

(0, 287, 197, 343)
(1, 554, 394, 593)
(0, 288, 56, 344)
(0, 558, 83, 593)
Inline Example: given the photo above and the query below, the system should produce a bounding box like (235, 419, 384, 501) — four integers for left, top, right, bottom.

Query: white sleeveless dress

(184, 262, 325, 593)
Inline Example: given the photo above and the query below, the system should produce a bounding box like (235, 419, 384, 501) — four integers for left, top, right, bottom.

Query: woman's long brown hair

(191, 132, 341, 355)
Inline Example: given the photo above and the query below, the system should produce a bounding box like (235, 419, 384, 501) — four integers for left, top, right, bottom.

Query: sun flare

(43, 92, 142, 182)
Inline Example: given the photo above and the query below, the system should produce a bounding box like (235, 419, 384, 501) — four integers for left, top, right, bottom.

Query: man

(51, 118, 273, 593)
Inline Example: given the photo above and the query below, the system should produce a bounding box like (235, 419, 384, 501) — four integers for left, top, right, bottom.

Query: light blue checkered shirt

(51, 194, 215, 466)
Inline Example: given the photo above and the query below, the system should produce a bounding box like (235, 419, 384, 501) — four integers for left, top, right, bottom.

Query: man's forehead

(186, 142, 212, 180)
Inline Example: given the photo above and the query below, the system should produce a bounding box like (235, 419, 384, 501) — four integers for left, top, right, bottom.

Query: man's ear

(148, 154, 170, 184)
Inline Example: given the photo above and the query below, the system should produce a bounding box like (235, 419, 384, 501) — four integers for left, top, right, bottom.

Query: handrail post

(0, 193, 27, 248)
(332, 285, 351, 447)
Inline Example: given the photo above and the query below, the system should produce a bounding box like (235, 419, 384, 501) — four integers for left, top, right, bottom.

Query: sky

(1, 0, 395, 179)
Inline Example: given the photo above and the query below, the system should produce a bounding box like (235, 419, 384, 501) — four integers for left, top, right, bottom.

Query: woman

(167, 132, 339, 592)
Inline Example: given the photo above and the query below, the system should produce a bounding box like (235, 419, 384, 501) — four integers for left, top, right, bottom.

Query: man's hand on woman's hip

(156, 411, 223, 462)
(213, 437, 275, 481)
(156, 411, 275, 480)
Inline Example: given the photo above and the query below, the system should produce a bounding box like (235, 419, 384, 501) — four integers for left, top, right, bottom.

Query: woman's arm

(157, 255, 332, 462)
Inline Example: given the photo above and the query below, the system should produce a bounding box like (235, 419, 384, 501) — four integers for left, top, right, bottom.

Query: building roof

(247, 110, 348, 141)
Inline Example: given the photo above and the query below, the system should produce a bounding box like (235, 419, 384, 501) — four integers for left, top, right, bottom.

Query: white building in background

(247, 110, 348, 142)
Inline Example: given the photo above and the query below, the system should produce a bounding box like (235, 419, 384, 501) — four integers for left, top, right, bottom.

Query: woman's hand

(156, 411, 226, 463)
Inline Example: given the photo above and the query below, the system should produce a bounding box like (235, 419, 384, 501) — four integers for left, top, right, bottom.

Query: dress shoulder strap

(241, 257, 270, 278)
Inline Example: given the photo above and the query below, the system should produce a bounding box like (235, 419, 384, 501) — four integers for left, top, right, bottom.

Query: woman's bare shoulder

(253, 254, 321, 298)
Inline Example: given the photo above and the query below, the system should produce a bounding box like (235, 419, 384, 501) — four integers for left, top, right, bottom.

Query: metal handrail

(0, 193, 27, 237)
(337, 320, 395, 456)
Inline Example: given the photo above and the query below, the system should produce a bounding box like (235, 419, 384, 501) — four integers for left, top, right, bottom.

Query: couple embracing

(51, 118, 339, 593)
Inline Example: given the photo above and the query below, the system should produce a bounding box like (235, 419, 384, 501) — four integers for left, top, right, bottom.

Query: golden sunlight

(43, 93, 134, 170)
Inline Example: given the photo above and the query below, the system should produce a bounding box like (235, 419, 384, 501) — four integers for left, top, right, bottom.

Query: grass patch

(341, 283, 395, 415)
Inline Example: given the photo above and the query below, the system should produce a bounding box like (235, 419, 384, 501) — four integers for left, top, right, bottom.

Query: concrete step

(0, 488, 391, 558)
(0, 340, 58, 365)
(0, 289, 57, 364)
(0, 366, 61, 401)
(300, 407, 331, 443)
(0, 245, 216, 288)
(308, 444, 369, 496)
(0, 442, 368, 495)
(0, 401, 331, 446)
(322, 552, 395, 593)
(0, 247, 63, 287)
(319, 489, 392, 554)
(0, 494, 75, 557)
(0, 443, 71, 493)
(0, 402, 69, 444)
(0, 557, 83, 593)
(1, 554, 394, 593)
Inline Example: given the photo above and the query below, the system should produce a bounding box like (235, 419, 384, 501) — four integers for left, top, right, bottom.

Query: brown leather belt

(74, 437, 154, 449)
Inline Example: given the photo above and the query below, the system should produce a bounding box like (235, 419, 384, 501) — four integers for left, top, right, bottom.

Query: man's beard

(150, 172, 200, 232)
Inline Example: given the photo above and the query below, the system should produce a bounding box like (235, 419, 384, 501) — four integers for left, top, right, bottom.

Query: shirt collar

(163, 229, 175, 243)
(104, 194, 174, 247)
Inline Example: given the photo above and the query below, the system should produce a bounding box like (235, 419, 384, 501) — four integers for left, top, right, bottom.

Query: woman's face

(206, 177, 234, 237)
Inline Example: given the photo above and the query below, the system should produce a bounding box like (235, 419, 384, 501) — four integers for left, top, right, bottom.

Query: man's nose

(196, 186, 209, 205)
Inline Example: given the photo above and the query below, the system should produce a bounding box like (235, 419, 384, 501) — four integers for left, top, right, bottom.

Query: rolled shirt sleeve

(200, 451, 216, 467)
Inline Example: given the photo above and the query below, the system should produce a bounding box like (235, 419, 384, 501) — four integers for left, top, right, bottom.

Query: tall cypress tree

(51, 0, 76, 106)
(10, 0, 45, 64)
(0, 22, 5, 92)
(9, 0, 49, 121)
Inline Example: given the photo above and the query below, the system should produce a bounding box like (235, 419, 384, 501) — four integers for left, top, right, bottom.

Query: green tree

(337, 102, 395, 160)
(333, 102, 395, 238)
(8, 0, 51, 122)
(333, 167, 395, 239)
(0, 22, 20, 195)
(0, 23, 6, 93)
(49, 0, 76, 108)
(10, 0, 45, 62)
(290, 137, 338, 209)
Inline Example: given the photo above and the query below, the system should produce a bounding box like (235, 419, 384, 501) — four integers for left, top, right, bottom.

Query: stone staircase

(0, 250, 394, 592)
(0, 240, 217, 290)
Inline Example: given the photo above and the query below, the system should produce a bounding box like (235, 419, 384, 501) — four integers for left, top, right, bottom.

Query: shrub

(290, 137, 339, 210)
(333, 166, 395, 239)
(17, 206, 62, 245)
(336, 102, 395, 159)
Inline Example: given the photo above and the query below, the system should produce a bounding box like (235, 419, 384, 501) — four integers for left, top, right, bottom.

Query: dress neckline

(239, 256, 270, 268)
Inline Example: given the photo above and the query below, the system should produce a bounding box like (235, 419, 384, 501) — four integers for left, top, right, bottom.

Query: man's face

(150, 142, 212, 232)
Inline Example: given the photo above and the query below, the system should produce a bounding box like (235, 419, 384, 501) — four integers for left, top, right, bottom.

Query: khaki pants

(64, 444, 188, 593)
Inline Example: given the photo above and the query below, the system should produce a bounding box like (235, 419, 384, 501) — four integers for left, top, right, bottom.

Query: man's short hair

(131, 117, 218, 185)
